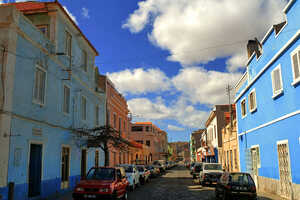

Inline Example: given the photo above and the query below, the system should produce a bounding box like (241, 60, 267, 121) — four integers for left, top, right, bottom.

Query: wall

(0, 5, 105, 200)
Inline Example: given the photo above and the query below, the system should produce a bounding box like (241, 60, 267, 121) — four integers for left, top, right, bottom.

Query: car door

(116, 170, 124, 198)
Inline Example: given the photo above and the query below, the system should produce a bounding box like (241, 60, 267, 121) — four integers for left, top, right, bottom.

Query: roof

(5, 1, 99, 56)
(134, 122, 153, 125)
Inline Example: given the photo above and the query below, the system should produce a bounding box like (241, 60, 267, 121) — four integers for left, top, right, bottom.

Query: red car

(73, 167, 129, 200)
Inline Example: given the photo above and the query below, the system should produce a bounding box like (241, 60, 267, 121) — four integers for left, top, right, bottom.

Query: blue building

(234, 0, 300, 199)
(0, 2, 106, 200)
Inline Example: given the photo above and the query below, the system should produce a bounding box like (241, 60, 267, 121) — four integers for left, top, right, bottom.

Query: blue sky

(10, 0, 288, 141)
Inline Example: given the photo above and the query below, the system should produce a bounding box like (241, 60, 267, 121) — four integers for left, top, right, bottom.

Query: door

(61, 147, 70, 189)
(81, 149, 87, 178)
(28, 144, 42, 197)
(277, 142, 292, 199)
(251, 147, 259, 187)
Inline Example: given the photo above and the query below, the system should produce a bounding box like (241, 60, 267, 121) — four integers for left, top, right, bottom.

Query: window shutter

(272, 68, 282, 94)
(294, 53, 300, 79)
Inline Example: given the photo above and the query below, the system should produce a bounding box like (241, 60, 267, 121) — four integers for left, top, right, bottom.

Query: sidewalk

(258, 191, 284, 200)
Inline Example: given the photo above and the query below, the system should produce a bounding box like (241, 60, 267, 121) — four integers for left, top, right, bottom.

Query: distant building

(234, 0, 300, 199)
(190, 129, 205, 162)
(0, 2, 105, 200)
(129, 122, 168, 162)
(169, 142, 190, 162)
(204, 105, 234, 163)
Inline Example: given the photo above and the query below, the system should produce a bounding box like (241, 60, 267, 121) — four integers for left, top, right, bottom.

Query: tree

(77, 125, 131, 167)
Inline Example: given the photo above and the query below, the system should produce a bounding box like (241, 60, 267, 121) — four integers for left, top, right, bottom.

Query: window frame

(271, 64, 284, 99)
(248, 88, 257, 113)
(82, 50, 88, 72)
(240, 98, 247, 119)
(36, 24, 49, 38)
(95, 105, 100, 126)
(33, 64, 47, 106)
(81, 95, 87, 121)
(250, 144, 261, 168)
(65, 31, 72, 57)
(290, 46, 300, 86)
(62, 84, 71, 115)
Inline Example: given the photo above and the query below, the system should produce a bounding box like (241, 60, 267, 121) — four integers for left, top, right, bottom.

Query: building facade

(129, 122, 168, 162)
(235, 1, 300, 199)
(204, 105, 233, 163)
(0, 2, 105, 200)
(190, 129, 205, 162)
(221, 117, 239, 172)
(97, 75, 131, 167)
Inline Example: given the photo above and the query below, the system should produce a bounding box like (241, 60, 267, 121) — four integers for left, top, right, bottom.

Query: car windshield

(121, 166, 133, 173)
(204, 164, 222, 170)
(86, 168, 115, 181)
(230, 174, 255, 185)
(137, 166, 145, 172)
(194, 165, 202, 171)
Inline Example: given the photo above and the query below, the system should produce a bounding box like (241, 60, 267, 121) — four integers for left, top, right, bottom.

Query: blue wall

(0, 7, 106, 200)
(235, 0, 300, 185)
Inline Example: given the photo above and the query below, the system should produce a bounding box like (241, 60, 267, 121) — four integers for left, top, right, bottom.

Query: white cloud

(168, 125, 185, 131)
(81, 7, 90, 19)
(123, 0, 287, 70)
(128, 96, 208, 128)
(107, 68, 171, 95)
(226, 53, 248, 72)
(63, 6, 78, 25)
(172, 67, 242, 105)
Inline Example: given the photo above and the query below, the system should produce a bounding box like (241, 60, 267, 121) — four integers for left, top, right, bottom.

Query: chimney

(247, 38, 262, 59)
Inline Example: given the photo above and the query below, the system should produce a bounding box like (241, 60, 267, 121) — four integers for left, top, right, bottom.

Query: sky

(2, 0, 289, 142)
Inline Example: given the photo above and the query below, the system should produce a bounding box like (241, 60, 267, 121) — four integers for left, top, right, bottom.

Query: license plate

(84, 194, 96, 199)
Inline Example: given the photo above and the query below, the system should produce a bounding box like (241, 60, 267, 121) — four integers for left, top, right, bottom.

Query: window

(123, 121, 126, 132)
(249, 89, 257, 112)
(146, 126, 149, 132)
(119, 118, 122, 131)
(113, 113, 117, 128)
(65, 31, 72, 57)
(291, 48, 300, 85)
(136, 140, 143, 144)
(36, 24, 49, 37)
(82, 50, 88, 72)
(95, 105, 99, 126)
(81, 96, 87, 121)
(271, 65, 283, 98)
(131, 126, 143, 132)
(63, 85, 70, 114)
(241, 98, 246, 118)
(234, 149, 237, 169)
(146, 140, 150, 146)
(33, 66, 46, 105)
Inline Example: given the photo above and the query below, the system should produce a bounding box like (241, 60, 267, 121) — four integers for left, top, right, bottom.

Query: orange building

(129, 122, 168, 162)
(97, 74, 131, 166)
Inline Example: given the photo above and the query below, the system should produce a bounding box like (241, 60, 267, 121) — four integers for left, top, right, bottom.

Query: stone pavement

(49, 166, 283, 200)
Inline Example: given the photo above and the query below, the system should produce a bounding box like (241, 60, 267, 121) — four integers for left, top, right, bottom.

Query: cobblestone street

(52, 165, 282, 200)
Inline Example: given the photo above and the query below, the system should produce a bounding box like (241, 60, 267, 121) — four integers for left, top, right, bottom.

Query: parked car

(215, 172, 257, 200)
(145, 165, 160, 178)
(192, 162, 203, 179)
(136, 165, 150, 184)
(190, 162, 196, 175)
(72, 167, 129, 200)
(199, 163, 223, 186)
(152, 160, 166, 172)
(118, 164, 140, 191)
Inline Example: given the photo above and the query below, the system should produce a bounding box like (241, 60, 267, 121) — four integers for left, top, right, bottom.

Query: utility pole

(226, 84, 233, 131)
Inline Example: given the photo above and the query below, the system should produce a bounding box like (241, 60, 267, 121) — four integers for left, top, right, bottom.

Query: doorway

(28, 144, 43, 197)
(81, 149, 87, 178)
(61, 146, 70, 189)
(277, 142, 292, 199)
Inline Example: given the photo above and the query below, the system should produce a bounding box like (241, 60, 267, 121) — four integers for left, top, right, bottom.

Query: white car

(136, 165, 150, 184)
(118, 164, 140, 190)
